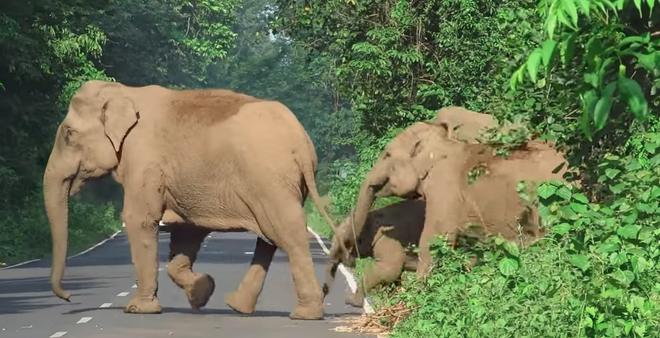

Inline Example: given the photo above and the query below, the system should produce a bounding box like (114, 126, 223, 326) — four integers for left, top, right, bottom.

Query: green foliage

(378, 132, 660, 338)
(0, 193, 121, 266)
(511, 0, 660, 137)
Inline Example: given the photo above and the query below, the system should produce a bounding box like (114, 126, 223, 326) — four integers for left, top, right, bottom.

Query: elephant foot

(123, 296, 162, 314)
(289, 303, 324, 320)
(186, 273, 216, 310)
(224, 290, 256, 314)
(345, 292, 364, 308)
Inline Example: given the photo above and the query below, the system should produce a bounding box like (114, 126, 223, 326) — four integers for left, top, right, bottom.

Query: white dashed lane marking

(245, 251, 254, 254)
(76, 317, 92, 324)
(132, 284, 137, 288)
(99, 303, 112, 308)
(50, 332, 67, 338)
(117, 292, 130, 297)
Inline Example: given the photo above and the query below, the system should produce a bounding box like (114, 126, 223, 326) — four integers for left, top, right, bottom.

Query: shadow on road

(62, 305, 358, 319)
(0, 276, 110, 315)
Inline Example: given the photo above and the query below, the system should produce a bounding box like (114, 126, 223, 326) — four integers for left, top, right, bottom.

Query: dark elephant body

(323, 199, 426, 308)
(42, 80, 340, 319)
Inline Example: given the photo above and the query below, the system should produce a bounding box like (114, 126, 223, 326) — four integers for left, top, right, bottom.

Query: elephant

(322, 198, 426, 308)
(344, 106, 571, 280)
(42, 80, 344, 320)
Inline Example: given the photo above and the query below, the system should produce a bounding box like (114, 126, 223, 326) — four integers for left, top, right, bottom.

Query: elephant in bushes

(322, 199, 426, 308)
(42, 80, 343, 319)
(344, 106, 571, 280)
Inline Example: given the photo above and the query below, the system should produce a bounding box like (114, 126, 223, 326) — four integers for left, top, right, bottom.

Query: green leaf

(598, 242, 620, 253)
(538, 184, 557, 199)
(647, 0, 655, 16)
(623, 209, 639, 224)
(553, 222, 571, 235)
(584, 73, 600, 88)
(605, 168, 621, 179)
(570, 202, 588, 213)
(561, 0, 579, 27)
(499, 258, 519, 276)
(527, 48, 543, 83)
(594, 82, 617, 130)
(617, 224, 641, 239)
(631, 256, 648, 273)
(610, 252, 628, 266)
(545, 13, 558, 39)
(585, 37, 603, 71)
(573, 193, 589, 203)
(651, 186, 660, 200)
(503, 242, 520, 257)
(618, 77, 648, 120)
(561, 33, 577, 66)
(556, 8, 575, 31)
(570, 254, 591, 271)
(541, 40, 558, 73)
(575, 0, 590, 15)
(610, 183, 625, 194)
(633, 0, 643, 16)
(618, 36, 646, 46)
(556, 186, 573, 200)
(636, 52, 658, 71)
(610, 269, 635, 286)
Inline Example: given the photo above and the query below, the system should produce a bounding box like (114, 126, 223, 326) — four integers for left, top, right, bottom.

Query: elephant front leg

(122, 189, 163, 314)
(167, 225, 214, 311)
(347, 239, 405, 308)
(225, 237, 276, 314)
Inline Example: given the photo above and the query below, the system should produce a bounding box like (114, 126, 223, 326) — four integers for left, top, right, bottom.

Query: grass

(0, 193, 122, 266)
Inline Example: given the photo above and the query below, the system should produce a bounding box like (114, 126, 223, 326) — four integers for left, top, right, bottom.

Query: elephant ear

(101, 97, 140, 153)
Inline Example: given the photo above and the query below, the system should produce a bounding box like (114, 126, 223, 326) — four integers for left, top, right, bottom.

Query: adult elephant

(42, 80, 343, 319)
(344, 106, 571, 279)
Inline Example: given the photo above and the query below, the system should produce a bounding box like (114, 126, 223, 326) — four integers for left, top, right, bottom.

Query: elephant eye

(62, 125, 77, 144)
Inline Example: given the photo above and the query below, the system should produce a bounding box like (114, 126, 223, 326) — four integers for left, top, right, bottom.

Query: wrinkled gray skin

(322, 199, 426, 308)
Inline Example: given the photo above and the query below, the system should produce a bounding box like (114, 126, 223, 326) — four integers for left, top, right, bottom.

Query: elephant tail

(296, 139, 348, 256)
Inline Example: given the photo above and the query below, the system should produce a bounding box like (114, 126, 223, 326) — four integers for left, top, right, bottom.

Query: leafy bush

(380, 132, 660, 338)
(0, 193, 121, 266)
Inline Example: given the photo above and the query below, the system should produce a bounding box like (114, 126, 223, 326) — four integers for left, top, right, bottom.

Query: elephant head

(43, 80, 140, 301)
(344, 107, 497, 254)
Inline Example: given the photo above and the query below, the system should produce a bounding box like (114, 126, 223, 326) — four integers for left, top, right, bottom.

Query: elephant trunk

(346, 168, 386, 253)
(43, 143, 78, 302)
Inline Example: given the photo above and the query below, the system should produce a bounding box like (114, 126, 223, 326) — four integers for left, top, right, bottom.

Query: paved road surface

(0, 230, 373, 338)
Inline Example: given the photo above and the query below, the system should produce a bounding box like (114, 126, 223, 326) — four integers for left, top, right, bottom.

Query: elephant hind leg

(167, 225, 214, 311)
(347, 238, 406, 308)
(225, 237, 277, 314)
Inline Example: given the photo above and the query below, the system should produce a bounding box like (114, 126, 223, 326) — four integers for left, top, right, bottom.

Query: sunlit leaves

(510, 0, 658, 136)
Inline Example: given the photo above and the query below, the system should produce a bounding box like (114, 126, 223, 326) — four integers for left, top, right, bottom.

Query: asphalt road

(0, 230, 373, 338)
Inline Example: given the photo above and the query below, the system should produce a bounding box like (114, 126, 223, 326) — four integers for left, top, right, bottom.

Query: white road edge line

(1, 227, 123, 270)
(117, 292, 130, 297)
(306, 227, 376, 311)
(306, 227, 384, 337)
(99, 303, 112, 308)
(76, 317, 92, 324)
(49, 332, 68, 338)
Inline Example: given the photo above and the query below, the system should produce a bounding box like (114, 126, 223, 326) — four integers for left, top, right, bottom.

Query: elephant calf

(322, 199, 426, 308)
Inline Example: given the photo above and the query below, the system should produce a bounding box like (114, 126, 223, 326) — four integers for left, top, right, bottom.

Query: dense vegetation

(275, 0, 660, 336)
(2, 0, 660, 336)
(0, 0, 346, 265)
